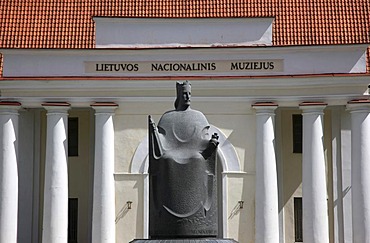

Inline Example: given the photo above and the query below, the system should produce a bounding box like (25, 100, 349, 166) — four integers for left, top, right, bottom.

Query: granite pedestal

(130, 239, 238, 243)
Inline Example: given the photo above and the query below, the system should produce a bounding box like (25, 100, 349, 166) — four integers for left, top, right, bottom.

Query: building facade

(0, 2, 370, 243)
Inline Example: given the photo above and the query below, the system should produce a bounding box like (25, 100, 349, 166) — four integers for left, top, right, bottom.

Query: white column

(0, 102, 21, 243)
(42, 103, 70, 243)
(347, 99, 370, 243)
(300, 102, 329, 243)
(91, 103, 118, 243)
(253, 102, 279, 243)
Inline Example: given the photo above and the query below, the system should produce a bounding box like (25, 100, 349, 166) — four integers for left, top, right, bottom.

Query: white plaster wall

(17, 110, 35, 242)
(114, 102, 170, 173)
(340, 111, 352, 243)
(115, 174, 145, 243)
(226, 173, 255, 243)
(331, 108, 343, 243)
(39, 111, 47, 241)
(94, 18, 273, 47)
(326, 110, 335, 243)
(206, 113, 256, 173)
(68, 110, 93, 243)
(280, 110, 303, 243)
(332, 107, 352, 243)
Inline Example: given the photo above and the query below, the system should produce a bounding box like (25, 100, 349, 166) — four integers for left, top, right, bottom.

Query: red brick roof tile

(0, 0, 370, 75)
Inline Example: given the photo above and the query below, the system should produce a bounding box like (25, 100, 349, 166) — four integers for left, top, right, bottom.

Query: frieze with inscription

(85, 59, 283, 75)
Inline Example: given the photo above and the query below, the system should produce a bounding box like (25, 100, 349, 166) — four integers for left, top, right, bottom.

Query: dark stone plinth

(130, 239, 238, 243)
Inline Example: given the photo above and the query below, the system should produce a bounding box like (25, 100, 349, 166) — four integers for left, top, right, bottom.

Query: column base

(130, 239, 238, 242)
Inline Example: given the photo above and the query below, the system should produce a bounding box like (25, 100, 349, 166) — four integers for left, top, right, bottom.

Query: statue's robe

(149, 108, 218, 238)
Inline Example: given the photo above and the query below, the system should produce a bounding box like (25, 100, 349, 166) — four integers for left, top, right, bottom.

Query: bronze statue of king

(148, 81, 219, 239)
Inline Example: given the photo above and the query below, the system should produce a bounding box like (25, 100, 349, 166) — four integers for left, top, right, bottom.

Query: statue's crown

(176, 80, 191, 93)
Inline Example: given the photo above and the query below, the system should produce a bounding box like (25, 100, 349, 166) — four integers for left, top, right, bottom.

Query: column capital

(347, 99, 370, 113)
(252, 102, 278, 114)
(91, 102, 118, 114)
(0, 101, 21, 106)
(0, 101, 21, 114)
(42, 102, 71, 113)
(42, 102, 71, 107)
(299, 101, 327, 114)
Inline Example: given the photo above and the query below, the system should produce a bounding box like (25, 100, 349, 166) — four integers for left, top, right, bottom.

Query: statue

(148, 81, 219, 239)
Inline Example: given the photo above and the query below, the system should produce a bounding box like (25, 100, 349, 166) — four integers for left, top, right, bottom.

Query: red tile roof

(0, 0, 369, 75)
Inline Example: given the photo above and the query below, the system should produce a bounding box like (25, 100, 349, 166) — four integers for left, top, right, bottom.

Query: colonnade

(252, 100, 370, 243)
(0, 100, 369, 242)
(0, 102, 117, 243)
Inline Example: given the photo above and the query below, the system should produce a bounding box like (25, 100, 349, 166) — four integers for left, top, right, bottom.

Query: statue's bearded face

(175, 81, 192, 110)
(181, 88, 191, 105)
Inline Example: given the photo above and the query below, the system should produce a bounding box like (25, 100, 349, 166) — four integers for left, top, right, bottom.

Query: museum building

(0, 1, 370, 243)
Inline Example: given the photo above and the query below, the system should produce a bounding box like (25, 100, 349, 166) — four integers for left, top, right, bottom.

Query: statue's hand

(209, 133, 219, 148)
(201, 133, 219, 159)
(149, 115, 163, 158)
(149, 115, 157, 130)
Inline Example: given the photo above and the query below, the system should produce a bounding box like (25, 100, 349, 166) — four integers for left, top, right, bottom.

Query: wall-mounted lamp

(127, 201, 133, 210)
(238, 200, 244, 209)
